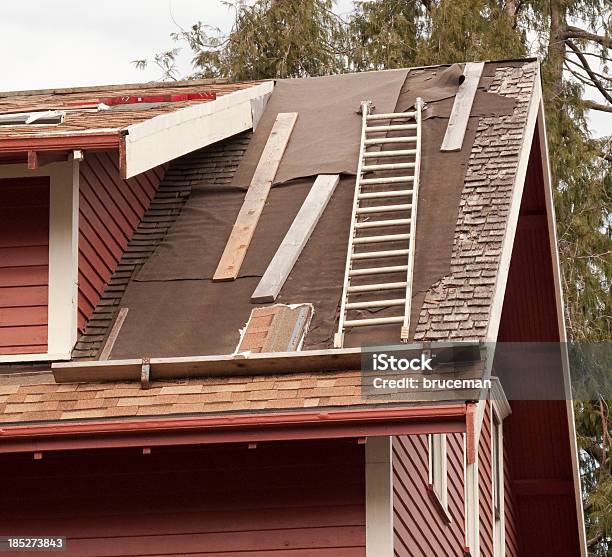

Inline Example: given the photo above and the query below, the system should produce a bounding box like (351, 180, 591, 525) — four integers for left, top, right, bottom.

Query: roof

(73, 59, 540, 361)
(0, 78, 262, 138)
(1, 59, 539, 427)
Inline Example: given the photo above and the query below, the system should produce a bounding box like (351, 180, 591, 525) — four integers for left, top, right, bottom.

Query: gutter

(0, 404, 469, 454)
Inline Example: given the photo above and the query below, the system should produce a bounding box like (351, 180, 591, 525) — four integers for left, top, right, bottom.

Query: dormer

(0, 79, 273, 362)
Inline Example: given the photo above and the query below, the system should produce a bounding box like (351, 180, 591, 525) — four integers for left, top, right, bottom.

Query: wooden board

(440, 62, 485, 152)
(213, 112, 298, 281)
(252, 174, 339, 302)
(99, 307, 129, 361)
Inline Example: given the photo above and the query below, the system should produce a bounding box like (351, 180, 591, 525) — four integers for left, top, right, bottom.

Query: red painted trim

(0, 404, 468, 454)
(466, 403, 477, 464)
(0, 132, 120, 154)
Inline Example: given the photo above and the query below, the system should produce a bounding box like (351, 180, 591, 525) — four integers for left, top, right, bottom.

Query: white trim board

(536, 97, 588, 557)
(0, 159, 79, 363)
(365, 436, 393, 557)
(122, 81, 274, 179)
(252, 174, 339, 302)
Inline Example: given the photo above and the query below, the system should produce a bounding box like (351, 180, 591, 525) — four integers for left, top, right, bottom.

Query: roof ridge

(0, 77, 242, 99)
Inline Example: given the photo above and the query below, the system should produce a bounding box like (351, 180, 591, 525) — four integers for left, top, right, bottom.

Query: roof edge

(0, 77, 234, 99)
(0, 404, 468, 454)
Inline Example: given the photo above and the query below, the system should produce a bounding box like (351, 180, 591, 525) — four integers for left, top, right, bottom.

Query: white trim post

(47, 157, 79, 357)
(366, 436, 394, 557)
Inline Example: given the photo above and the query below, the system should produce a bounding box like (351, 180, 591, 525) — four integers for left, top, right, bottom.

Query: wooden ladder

(334, 98, 424, 348)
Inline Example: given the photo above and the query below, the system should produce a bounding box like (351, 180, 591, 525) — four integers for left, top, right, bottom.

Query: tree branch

(562, 25, 612, 49)
(583, 99, 612, 113)
(564, 61, 609, 91)
(566, 41, 612, 104)
(565, 55, 612, 84)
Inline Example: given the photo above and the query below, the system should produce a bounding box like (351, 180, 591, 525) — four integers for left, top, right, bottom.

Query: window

(428, 433, 449, 517)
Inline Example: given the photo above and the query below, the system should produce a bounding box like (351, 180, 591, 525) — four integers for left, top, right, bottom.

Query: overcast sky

(0, 0, 608, 136)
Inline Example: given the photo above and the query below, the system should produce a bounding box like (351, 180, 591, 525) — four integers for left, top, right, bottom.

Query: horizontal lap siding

(78, 153, 164, 331)
(393, 433, 465, 556)
(0, 440, 365, 557)
(0, 177, 49, 355)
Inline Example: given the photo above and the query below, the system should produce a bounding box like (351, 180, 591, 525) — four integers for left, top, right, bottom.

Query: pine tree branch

(587, 530, 605, 549)
(583, 100, 612, 113)
(566, 41, 612, 104)
(565, 55, 612, 85)
(564, 61, 609, 90)
(562, 26, 612, 49)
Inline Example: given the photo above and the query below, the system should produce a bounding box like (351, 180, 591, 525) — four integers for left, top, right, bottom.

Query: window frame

(428, 433, 451, 522)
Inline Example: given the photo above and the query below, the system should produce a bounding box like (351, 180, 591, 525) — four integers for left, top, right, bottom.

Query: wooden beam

(252, 174, 339, 302)
(98, 307, 129, 361)
(440, 62, 485, 152)
(213, 112, 298, 281)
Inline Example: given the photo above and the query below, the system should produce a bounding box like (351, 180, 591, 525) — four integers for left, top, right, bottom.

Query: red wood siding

(0, 177, 49, 355)
(478, 402, 494, 556)
(393, 433, 465, 556)
(78, 152, 164, 331)
(496, 120, 581, 555)
(0, 439, 365, 557)
(503, 429, 519, 557)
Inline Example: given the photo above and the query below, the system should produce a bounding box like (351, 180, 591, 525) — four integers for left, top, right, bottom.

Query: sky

(0, 0, 609, 136)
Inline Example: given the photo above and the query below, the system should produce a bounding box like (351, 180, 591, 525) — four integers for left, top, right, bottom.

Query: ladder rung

(355, 218, 410, 229)
(358, 190, 412, 200)
(356, 204, 411, 214)
(349, 265, 408, 276)
(345, 316, 405, 327)
(362, 162, 415, 172)
(363, 149, 416, 158)
(361, 176, 414, 185)
(353, 233, 409, 244)
(348, 281, 407, 293)
(365, 137, 417, 145)
(366, 112, 415, 121)
(346, 298, 406, 309)
(351, 249, 409, 260)
(366, 124, 417, 132)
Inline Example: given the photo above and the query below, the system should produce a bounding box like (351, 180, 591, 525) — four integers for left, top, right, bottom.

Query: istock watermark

(360, 342, 611, 402)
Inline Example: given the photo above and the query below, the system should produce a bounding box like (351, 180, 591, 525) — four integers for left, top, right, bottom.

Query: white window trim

(491, 380, 510, 557)
(428, 433, 451, 522)
(0, 157, 79, 363)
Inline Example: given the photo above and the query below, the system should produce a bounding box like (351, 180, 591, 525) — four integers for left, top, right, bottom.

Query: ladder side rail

(401, 98, 424, 341)
(334, 100, 371, 348)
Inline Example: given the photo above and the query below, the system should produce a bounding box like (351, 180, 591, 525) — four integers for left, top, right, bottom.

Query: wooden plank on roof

(251, 174, 339, 302)
(440, 62, 485, 152)
(98, 307, 129, 361)
(213, 112, 298, 281)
